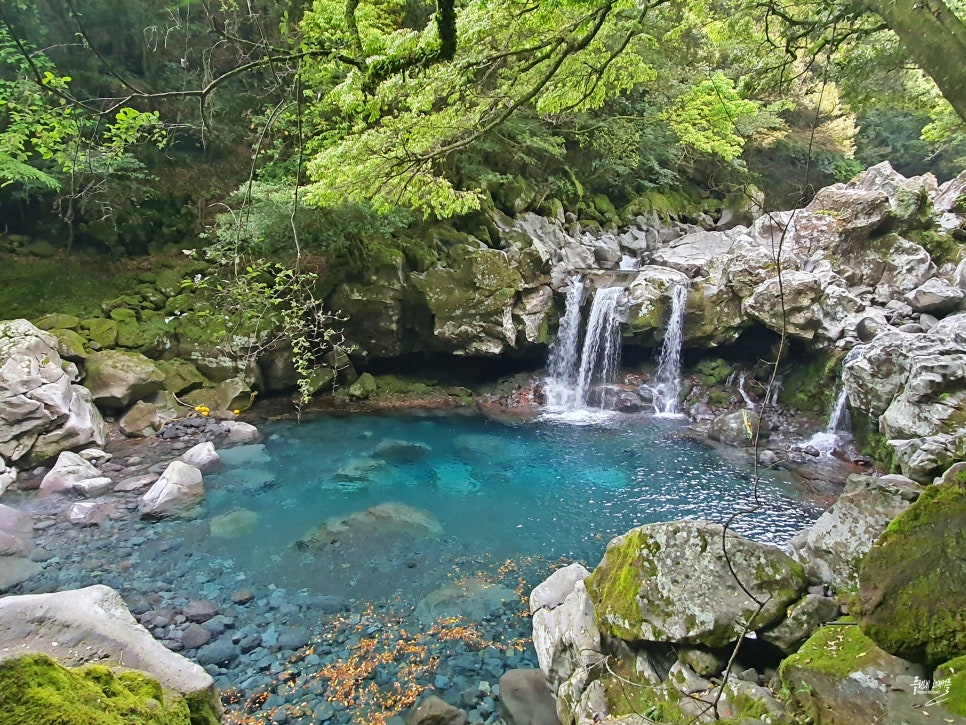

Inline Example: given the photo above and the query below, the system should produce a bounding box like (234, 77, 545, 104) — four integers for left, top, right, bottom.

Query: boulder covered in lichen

(585, 520, 806, 648)
(855, 471, 966, 668)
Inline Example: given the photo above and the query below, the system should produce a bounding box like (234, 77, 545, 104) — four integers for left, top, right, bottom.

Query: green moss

(856, 475, 966, 667)
(779, 619, 879, 680)
(0, 653, 193, 724)
(850, 408, 899, 472)
(913, 230, 961, 265)
(935, 655, 966, 717)
(585, 529, 662, 641)
(693, 358, 733, 386)
(779, 351, 840, 416)
(374, 374, 438, 395)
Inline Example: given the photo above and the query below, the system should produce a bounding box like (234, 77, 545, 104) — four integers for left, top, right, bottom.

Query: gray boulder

(530, 564, 603, 725)
(138, 460, 204, 518)
(83, 349, 164, 409)
(38, 451, 105, 496)
(905, 276, 965, 314)
(0, 459, 16, 496)
(499, 669, 561, 725)
(586, 520, 806, 648)
(0, 585, 221, 717)
(0, 319, 106, 464)
(789, 473, 921, 590)
(707, 409, 770, 447)
(405, 695, 468, 725)
(179, 441, 221, 473)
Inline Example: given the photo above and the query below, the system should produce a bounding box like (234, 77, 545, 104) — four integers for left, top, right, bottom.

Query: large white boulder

(82, 349, 165, 409)
(0, 319, 106, 465)
(138, 461, 204, 518)
(0, 585, 221, 716)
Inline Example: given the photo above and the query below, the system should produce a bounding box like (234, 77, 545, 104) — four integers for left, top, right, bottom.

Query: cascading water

(572, 287, 624, 410)
(544, 276, 586, 409)
(737, 372, 756, 410)
(544, 281, 625, 415)
(652, 283, 689, 416)
(826, 387, 850, 433)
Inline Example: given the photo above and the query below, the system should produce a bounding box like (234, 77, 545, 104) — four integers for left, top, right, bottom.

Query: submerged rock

(586, 520, 805, 648)
(415, 577, 516, 626)
(209, 508, 259, 539)
(295, 502, 443, 552)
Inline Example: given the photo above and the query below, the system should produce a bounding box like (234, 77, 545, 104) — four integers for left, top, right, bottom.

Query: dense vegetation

(2, 0, 965, 261)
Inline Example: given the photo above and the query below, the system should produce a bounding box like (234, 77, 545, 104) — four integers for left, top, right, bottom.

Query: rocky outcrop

(0, 503, 39, 592)
(38, 450, 109, 496)
(0, 319, 106, 466)
(586, 520, 805, 648)
(855, 472, 966, 668)
(789, 473, 921, 591)
(0, 585, 221, 721)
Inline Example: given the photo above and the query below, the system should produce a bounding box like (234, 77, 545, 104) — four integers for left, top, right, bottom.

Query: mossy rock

(35, 313, 80, 331)
(102, 295, 141, 314)
(779, 350, 840, 416)
(0, 652, 194, 724)
(935, 655, 966, 717)
(374, 375, 437, 396)
(50, 328, 89, 361)
(694, 358, 733, 386)
(586, 520, 804, 647)
(348, 372, 377, 400)
(83, 318, 118, 349)
(156, 360, 209, 395)
(778, 619, 927, 725)
(855, 474, 966, 668)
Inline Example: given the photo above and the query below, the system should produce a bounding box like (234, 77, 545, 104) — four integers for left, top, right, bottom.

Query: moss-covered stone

(50, 328, 89, 360)
(935, 655, 966, 717)
(83, 318, 118, 349)
(348, 372, 378, 400)
(855, 474, 966, 668)
(779, 350, 840, 416)
(778, 619, 926, 725)
(35, 313, 80, 331)
(156, 360, 209, 395)
(586, 521, 804, 647)
(0, 652, 194, 724)
(693, 358, 733, 386)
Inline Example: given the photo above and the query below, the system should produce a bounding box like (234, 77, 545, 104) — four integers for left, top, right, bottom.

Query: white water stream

(652, 283, 689, 416)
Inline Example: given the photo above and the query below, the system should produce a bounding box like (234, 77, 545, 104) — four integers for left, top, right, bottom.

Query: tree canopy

(1, 0, 964, 242)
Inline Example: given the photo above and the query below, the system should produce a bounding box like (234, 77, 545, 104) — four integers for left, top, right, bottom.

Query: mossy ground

(779, 619, 881, 681)
(0, 653, 194, 725)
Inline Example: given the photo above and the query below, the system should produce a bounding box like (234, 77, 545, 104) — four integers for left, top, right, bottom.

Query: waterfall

(737, 372, 756, 410)
(769, 377, 782, 408)
(652, 283, 689, 416)
(544, 281, 625, 414)
(825, 387, 850, 433)
(544, 276, 586, 409)
(807, 383, 852, 454)
(572, 287, 624, 410)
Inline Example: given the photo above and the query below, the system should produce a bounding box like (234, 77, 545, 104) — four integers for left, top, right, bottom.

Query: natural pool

(12, 410, 826, 724)
(194, 411, 819, 601)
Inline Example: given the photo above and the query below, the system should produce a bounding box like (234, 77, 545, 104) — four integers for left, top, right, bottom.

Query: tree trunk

(865, 0, 966, 122)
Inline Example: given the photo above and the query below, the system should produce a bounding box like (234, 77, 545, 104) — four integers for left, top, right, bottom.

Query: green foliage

(190, 243, 347, 404)
(664, 72, 761, 161)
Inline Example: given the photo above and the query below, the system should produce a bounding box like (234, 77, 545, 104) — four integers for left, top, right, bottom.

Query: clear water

(178, 411, 820, 602)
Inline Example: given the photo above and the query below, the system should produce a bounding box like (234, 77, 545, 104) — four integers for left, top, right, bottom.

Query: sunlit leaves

(664, 72, 761, 161)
